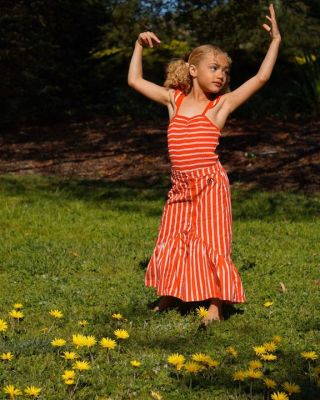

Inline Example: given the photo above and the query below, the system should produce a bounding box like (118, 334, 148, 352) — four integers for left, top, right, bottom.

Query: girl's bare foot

(201, 298, 223, 326)
(152, 296, 175, 312)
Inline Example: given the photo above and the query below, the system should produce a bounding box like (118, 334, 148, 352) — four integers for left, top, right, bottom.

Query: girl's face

(191, 53, 230, 93)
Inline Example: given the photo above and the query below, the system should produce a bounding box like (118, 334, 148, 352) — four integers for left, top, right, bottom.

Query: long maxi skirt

(145, 161, 246, 303)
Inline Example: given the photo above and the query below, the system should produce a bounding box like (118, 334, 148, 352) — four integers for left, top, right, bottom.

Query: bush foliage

(0, 0, 319, 126)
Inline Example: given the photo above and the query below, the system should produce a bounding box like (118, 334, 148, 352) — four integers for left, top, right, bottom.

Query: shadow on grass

(133, 312, 319, 399)
(146, 297, 244, 322)
(183, 367, 318, 400)
(0, 174, 320, 221)
(134, 331, 318, 399)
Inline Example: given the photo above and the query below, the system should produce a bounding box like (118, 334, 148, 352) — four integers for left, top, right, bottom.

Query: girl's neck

(187, 88, 218, 102)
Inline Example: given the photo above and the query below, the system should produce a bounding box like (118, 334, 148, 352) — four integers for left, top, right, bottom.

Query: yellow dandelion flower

(112, 313, 123, 320)
(100, 338, 117, 350)
(260, 354, 277, 361)
(64, 379, 75, 385)
(150, 391, 163, 400)
(13, 304, 23, 310)
(272, 335, 282, 344)
(72, 360, 91, 371)
(51, 338, 66, 347)
(9, 310, 24, 320)
(83, 335, 96, 347)
(176, 363, 184, 371)
(233, 370, 246, 381)
(294, 54, 317, 65)
(226, 346, 238, 358)
(253, 346, 267, 356)
(61, 351, 78, 360)
(206, 358, 219, 368)
(264, 301, 274, 307)
(0, 319, 8, 332)
(301, 351, 318, 361)
(24, 386, 41, 397)
(130, 360, 141, 368)
(114, 329, 129, 340)
(3, 384, 22, 397)
(49, 309, 63, 319)
(271, 392, 289, 400)
(263, 342, 277, 352)
(78, 320, 88, 327)
(62, 370, 75, 380)
(191, 353, 212, 364)
(72, 334, 87, 347)
(264, 378, 277, 389)
(249, 360, 263, 370)
(246, 369, 263, 379)
(184, 362, 202, 373)
(282, 382, 301, 394)
(1, 352, 14, 361)
(196, 306, 208, 318)
(167, 353, 185, 366)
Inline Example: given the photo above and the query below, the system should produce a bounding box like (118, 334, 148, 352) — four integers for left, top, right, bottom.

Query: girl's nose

(216, 69, 224, 78)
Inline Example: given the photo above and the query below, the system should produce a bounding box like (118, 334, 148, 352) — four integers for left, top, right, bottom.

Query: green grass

(0, 175, 319, 400)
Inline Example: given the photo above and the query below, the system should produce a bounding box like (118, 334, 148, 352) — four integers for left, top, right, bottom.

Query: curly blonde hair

(164, 44, 232, 95)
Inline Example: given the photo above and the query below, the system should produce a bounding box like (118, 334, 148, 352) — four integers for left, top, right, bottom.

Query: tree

(0, 0, 106, 125)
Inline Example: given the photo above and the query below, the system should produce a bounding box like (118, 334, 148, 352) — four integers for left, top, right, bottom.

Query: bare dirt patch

(1, 117, 319, 192)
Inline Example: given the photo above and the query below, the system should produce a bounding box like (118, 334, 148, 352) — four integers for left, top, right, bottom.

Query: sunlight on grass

(0, 175, 319, 399)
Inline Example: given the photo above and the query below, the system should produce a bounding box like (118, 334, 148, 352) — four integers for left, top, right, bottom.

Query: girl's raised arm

(128, 32, 171, 106)
(223, 3, 281, 114)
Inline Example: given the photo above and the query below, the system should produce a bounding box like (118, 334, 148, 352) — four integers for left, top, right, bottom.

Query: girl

(128, 4, 281, 325)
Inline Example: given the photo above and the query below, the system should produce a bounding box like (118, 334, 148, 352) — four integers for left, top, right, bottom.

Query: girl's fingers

(262, 4, 278, 34)
(269, 4, 276, 18)
(150, 32, 161, 43)
(148, 32, 161, 47)
(142, 36, 149, 46)
(139, 33, 147, 44)
(140, 33, 152, 47)
(262, 23, 271, 33)
(147, 36, 153, 47)
(262, 5, 280, 39)
(138, 31, 161, 47)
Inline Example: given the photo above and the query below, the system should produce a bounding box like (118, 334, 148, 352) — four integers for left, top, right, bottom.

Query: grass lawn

(0, 175, 319, 400)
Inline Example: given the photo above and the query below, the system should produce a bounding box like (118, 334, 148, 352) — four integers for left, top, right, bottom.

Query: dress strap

(174, 89, 182, 102)
(202, 96, 221, 115)
(174, 89, 185, 113)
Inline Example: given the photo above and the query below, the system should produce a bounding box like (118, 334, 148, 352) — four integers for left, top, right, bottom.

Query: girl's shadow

(148, 298, 244, 321)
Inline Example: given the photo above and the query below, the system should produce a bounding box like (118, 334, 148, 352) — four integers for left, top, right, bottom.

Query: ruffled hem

(145, 233, 246, 303)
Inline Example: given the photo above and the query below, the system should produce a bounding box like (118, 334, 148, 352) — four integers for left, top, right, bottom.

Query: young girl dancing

(128, 4, 281, 326)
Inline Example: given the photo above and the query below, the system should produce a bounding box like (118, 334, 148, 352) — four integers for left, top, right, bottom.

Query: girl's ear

(189, 64, 197, 78)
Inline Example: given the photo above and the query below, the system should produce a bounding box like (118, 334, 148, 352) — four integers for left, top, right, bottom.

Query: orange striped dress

(145, 89, 245, 303)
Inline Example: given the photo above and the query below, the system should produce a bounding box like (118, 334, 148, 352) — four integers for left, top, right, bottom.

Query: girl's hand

(262, 3, 281, 41)
(137, 31, 161, 48)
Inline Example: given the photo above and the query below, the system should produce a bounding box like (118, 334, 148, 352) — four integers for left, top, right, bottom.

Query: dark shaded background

(1, 0, 319, 127)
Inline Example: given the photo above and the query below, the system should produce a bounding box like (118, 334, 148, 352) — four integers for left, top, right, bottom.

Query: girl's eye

(210, 66, 217, 71)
